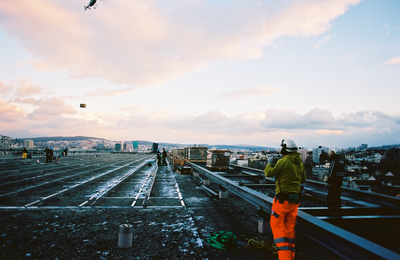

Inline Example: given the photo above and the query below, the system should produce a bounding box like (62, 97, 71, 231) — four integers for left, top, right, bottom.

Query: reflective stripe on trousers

(270, 197, 299, 260)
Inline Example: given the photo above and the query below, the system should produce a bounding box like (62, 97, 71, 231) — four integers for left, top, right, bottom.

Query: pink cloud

(384, 57, 400, 65)
(14, 97, 41, 105)
(87, 86, 141, 97)
(0, 81, 12, 96)
(26, 97, 77, 121)
(0, 98, 26, 122)
(0, 79, 43, 98)
(0, 0, 361, 87)
(15, 79, 43, 97)
(262, 0, 361, 38)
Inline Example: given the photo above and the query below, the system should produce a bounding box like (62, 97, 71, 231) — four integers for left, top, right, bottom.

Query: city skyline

(1, 0, 399, 148)
(3, 133, 393, 152)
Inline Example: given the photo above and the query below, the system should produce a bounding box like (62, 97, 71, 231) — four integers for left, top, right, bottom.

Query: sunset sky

(1, 0, 399, 149)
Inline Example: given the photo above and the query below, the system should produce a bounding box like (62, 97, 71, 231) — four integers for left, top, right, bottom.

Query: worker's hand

(268, 157, 275, 165)
(268, 156, 279, 167)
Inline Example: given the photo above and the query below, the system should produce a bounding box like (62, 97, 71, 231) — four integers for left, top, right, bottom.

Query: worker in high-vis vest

(264, 139, 306, 260)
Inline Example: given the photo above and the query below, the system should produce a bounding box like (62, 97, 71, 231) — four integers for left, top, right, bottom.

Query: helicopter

(84, 0, 106, 10)
(84, 0, 97, 10)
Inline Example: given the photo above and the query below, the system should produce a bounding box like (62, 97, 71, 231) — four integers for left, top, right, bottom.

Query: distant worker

(44, 147, 49, 163)
(264, 139, 306, 260)
(157, 150, 162, 166)
(22, 148, 28, 159)
(326, 147, 345, 210)
(64, 148, 68, 156)
(162, 148, 167, 166)
(57, 152, 63, 162)
(45, 147, 54, 163)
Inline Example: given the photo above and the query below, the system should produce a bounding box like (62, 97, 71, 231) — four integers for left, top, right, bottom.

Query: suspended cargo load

(185, 147, 208, 163)
(206, 150, 231, 171)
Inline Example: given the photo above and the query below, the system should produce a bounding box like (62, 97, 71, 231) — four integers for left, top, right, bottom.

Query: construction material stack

(206, 150, 231, 171)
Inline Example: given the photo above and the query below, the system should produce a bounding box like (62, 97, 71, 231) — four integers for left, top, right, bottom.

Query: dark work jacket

(327, 155, 344, 187)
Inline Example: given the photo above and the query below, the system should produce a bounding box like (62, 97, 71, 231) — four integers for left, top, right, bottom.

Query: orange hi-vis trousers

(270, 197, 299, 260)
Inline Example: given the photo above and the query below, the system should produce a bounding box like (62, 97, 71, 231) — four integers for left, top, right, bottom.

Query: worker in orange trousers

(265, 139, 306, 260)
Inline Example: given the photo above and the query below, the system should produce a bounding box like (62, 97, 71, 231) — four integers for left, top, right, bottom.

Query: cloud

(20, 97, 77, 121)
(0, 81, 12, 96)
(264, 0, 361, 38)
(260, 107, 335, 130)
(15, 79, 43, 97)
(259, 108, 400, 135)
(314, 35, 331, 48)
(0, 0, 361, 87)
(119, 108, 400, 147)
(219, 85, 279, 100)
(336, 110, 398, 128)
(0, 79, 43, 98)
(87, 85, 141, 97)
(116, 113, 154, 128)
(0, 98, 27, 122)
(14, 97, 39, 105)
(384, 56, 400, 65)
(115, 104, 144, 114)
(1, 100, 399, 148)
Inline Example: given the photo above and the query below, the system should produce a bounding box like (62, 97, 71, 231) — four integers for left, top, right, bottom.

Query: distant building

(132, 141, 139, 150)
(373, 153, 383, 163)
(349, 179, 379, 191)
(152, 143, 158, 153)
(299, 147, 307, 162)
(96, 141, 105, 148)
(361, 171, 370, 180)
(236, 159, 248, 167)
(0, 135, 11, 150)
(122, 142, 128, 150)
(115, 143, 122, 151)
(359, 143, 368, 151)
(23, 140, 34, 149)
(345, 154, 356, 163)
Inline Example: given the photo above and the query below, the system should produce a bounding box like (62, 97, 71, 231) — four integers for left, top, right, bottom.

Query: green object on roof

(207, 231, 238, 250)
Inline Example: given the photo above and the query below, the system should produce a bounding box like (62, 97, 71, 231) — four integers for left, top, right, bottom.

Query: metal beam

(190, 163, 273, 212)
(306, 179, 400, 210)
(297, 210, 400, 260)
(230, 164, 400, 211)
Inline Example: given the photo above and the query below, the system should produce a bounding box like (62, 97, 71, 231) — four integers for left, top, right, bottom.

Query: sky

(0, 0, 399, 149)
